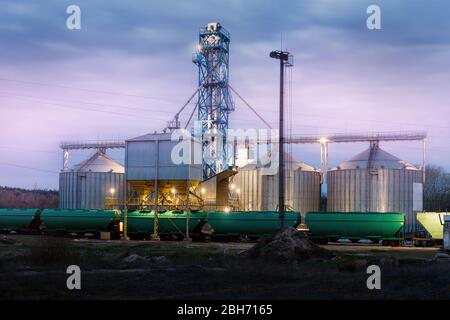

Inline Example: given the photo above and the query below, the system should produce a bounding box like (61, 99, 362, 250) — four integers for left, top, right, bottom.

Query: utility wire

(241, 107, 450, 131)
(3, 77, 449, 132)
(0, 77, 194, 105)
(0, 146, 90, 158)
(3, 76, 450, 131)
(0, 161, 58, 174)
(0, 94, 168, 122)
(0, 91, 185, 115)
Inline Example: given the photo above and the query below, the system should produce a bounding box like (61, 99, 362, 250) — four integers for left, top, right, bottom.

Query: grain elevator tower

(193, 22, 235, 179)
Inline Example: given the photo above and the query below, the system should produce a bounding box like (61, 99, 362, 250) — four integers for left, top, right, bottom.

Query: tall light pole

(270, 50, 292, 229)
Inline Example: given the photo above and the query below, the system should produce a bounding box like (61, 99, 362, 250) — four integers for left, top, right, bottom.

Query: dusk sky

(1, 0, 449, 189)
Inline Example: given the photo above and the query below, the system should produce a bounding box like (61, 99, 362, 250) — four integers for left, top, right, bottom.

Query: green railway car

(305, 212, 405, 244)
(40, 209, 121, 234)
(0, 208, 39, 232)
(125, 210, 207, 238)
(205, 211, 301, 239)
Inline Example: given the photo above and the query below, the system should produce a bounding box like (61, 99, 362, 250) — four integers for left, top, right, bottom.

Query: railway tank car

(124, 210, 301, 240)
(0, 208, 41, 232)
(305, 212, 405, 245)
(39, 209, 122, 235)
(125, 210, 207, 239)
(0, 208, 301, 240)
(205, 211, 300, 240)
(1, 208, 413, 246)
(0, 209, 122, 237)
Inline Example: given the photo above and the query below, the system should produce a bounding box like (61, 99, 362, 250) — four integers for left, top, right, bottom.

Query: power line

(4, 76, 449, 131)
(0, 162, 58, 174)
(0, 91, 186, 115)
(3, 80, 450, 158)
(242, 107, 450, 131)
(0, 94, 169, 122)
(0, 146, 90, 158)
(4, 77, 449, 133)
(0, 77, 194, 105)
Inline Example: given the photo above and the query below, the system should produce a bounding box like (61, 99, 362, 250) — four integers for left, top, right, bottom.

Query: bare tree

(0, 186, 58, 209)
(424, 165, 450, 211)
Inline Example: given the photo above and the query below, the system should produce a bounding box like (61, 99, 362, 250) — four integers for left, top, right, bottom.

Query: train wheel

(382, 240, 400, 247)
(390, 240, 400, 247)
(175, 234, 184, 241)
(314, 238, 328, 245)
(191, 233, 208, 242)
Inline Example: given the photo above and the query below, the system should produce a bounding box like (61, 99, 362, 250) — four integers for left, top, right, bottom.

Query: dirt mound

(246, 227, 332, 263)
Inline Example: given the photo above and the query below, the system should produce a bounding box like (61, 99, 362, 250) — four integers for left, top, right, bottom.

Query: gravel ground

(0, 234, 448, 300)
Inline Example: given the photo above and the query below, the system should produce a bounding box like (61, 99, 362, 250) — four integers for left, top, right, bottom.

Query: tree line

(0, 186, 58, 209)
(423, 165, 450, 211)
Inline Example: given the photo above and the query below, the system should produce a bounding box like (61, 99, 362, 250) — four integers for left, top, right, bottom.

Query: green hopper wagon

(0, 208, 40, 232)
(40, 209, 121, 234)
(305, 212, 405, 245)
(205, 211, 301, 240)
(124, 210, 207, 238)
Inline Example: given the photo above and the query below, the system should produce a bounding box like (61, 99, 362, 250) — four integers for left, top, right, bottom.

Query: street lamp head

(270, 50, 289, 61)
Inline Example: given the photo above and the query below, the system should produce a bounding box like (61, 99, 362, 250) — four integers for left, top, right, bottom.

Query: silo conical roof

(334, 145, 418, 170)
(238, 152, 318, 172)
(284, 153, 318, 171)
(71, 151, 124, 173)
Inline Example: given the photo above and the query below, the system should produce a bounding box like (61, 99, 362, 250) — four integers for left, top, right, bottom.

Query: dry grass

(0, 235, 449, 299)
(28, 238, 80, 266)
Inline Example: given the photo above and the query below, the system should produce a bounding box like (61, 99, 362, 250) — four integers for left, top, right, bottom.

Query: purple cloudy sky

(0, 0, 449, 189)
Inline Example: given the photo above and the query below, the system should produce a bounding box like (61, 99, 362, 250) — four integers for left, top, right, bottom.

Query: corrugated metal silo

(125, 132, 203, 208)
(59, 151, 124, 209)
(326, 143, 423, 235)
(126, 132, 202, 182)
(232, 154, 321, 214)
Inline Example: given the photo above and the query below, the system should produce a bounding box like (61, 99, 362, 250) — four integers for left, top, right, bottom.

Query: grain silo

(125, 132, 203, 209)
(326, 142, 423, 235)
(232, 154, 321, 214)
(59, 150, 124, 209)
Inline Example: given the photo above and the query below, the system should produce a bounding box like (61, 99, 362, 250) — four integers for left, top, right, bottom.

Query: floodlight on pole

(270, 49, 293, 229)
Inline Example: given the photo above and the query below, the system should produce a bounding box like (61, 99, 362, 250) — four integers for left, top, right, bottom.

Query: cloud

(1, 0, 450, 188)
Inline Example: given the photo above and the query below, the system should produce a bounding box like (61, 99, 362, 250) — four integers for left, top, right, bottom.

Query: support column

(320, 141, 329, 184)
(422, 138, 426, 184)
(152, 140, 160, 241)
(185, 180, 191, 241)
(63, 149, 69, 171)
